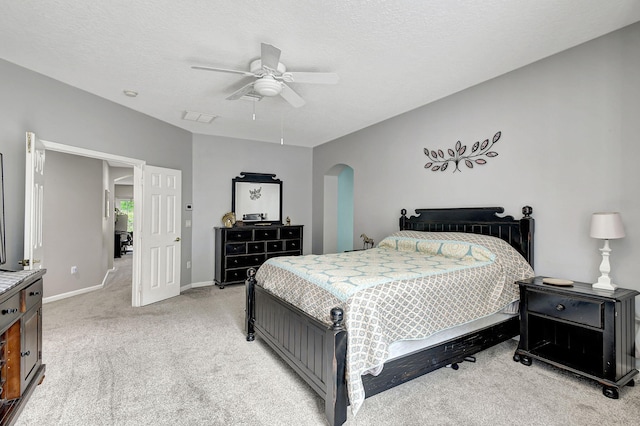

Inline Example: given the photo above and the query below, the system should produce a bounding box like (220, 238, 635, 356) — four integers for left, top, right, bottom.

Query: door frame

(39, 140, 146, 306)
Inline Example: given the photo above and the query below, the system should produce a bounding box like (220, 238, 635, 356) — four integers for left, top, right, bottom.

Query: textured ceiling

(1, 1, 640, 148)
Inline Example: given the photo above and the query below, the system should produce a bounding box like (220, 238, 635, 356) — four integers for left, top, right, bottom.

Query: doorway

(323, 164, 354, 254)
(114, 173, 134, 257)
(34, 139, 143, 305)
(28, 136, 183, 307)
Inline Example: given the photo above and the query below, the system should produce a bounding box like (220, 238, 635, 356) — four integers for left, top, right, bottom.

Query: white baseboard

(43, 283, 104, 304)
(43, 267, 116, 304)
(43, 279, 221, 304)
(180, 281, 214, 292)
(102, 267, 116, 286)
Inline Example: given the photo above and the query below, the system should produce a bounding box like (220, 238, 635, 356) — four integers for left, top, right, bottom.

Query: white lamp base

(593, 239, 617, 291)
(592, 280, 617, 291)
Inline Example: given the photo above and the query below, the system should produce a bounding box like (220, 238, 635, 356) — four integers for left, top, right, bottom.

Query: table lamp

(590, 212, 625, 291)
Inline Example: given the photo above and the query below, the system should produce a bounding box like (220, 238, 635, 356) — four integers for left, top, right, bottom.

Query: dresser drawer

(281, 227, 300, 239)
(528, 291, 603, 328)
(285, 240, 301, 251)
(266, 241, 284, 252)
(254, 229, 278, 240)
(224, 268, 249, 283)
(226, 254, 266, 268)
(225, 242, 246, 255)
(23, 279, 44, 312)
(226, 229, 253, 242)
(247, 242, 265, 254)
(0, 293, 21, 332)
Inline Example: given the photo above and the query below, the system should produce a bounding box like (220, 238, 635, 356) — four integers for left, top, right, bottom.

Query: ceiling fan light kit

(192, 43, 338, 108)
(254, 76, 283, 97)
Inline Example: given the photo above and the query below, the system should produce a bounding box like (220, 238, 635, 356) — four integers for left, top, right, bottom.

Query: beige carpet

(15, 255, 640, 425)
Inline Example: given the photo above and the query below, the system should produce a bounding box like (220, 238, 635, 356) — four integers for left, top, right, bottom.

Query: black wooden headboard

(399, 206, 534, 268)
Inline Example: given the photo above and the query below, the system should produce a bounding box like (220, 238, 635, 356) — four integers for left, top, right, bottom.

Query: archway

(323, 164, 354, 253)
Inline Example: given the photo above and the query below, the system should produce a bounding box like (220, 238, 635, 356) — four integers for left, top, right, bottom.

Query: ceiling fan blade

(226, 82, 257, 100)
(191, 65, 255, 77)
(261, 43, 281, 71)
(279, 83, 306, 108)
(284, 72, 339, 84)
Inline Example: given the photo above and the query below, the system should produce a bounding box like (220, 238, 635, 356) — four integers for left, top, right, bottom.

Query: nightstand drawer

(528, 291, 603, 328)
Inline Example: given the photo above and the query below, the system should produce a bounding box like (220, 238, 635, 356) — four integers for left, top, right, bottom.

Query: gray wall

(191, 134, 312, 284)
(313, 23, 640, 293)
(0, 58, 193, 291)
(43, 151, 104, 297)
(2, 22, 639, 300)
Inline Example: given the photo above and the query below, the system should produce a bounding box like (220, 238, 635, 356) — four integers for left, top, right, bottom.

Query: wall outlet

(71, 266, 78, 274)
(186, 260, 191, 269)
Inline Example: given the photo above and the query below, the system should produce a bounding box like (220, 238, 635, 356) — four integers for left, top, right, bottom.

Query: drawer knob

(1, 308, 18, 315)
(555, 304, 565, 311)
(30, 291, 41, 296)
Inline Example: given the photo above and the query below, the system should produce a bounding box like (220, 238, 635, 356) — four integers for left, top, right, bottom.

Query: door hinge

(26, 132, 33, 153)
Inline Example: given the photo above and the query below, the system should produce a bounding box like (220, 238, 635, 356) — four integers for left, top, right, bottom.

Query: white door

(23, 132, 45, 270)
(137, 165, 182, 306)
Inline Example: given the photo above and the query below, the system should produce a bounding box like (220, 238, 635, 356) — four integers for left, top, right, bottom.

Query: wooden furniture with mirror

(215, 172, 302, 289)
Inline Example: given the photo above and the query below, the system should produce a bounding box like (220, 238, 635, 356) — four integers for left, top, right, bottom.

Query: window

(118, 200, 134, 232)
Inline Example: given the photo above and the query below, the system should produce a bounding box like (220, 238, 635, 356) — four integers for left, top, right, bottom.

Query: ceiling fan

(192, 43, 339, 108)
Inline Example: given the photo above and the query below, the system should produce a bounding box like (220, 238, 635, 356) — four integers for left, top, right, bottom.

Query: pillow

(378, 235, 495, 262)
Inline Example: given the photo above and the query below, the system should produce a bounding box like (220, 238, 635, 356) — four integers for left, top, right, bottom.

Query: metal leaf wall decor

(424, 131, 501, 173)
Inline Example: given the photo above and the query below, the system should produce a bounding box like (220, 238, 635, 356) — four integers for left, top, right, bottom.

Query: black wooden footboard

(246, 269, 348, 426)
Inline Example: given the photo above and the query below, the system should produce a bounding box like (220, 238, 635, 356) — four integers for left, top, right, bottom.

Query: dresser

(0, 269, 46, 425)
(214, 225, 303, 289)
(514, 276, 638, 399)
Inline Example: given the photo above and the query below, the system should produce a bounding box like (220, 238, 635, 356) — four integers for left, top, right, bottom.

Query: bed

(245, 206, 534, 425)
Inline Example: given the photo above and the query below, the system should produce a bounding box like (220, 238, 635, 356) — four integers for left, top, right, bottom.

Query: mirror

(232, 172, 282, 225)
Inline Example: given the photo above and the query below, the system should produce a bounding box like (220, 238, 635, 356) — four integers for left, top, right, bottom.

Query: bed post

(519, 206, 535, 269)
(399, 208, 408, 230)
(245, 268, 256, 342)
(325, 307, 348, 426)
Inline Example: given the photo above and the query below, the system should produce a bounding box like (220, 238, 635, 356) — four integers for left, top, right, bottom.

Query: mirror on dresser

(232, 172, 282, 225)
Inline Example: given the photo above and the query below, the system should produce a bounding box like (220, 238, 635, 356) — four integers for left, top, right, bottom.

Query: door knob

(175, 237, 181, 242)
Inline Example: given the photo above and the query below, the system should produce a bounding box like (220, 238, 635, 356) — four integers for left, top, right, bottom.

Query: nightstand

(514, 276, 639, 398)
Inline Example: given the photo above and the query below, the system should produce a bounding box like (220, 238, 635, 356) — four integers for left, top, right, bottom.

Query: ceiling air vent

(182, 111, 217, 124)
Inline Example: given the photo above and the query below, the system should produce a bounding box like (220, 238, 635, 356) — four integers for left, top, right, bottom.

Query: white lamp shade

(590, 212, 625, 239)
